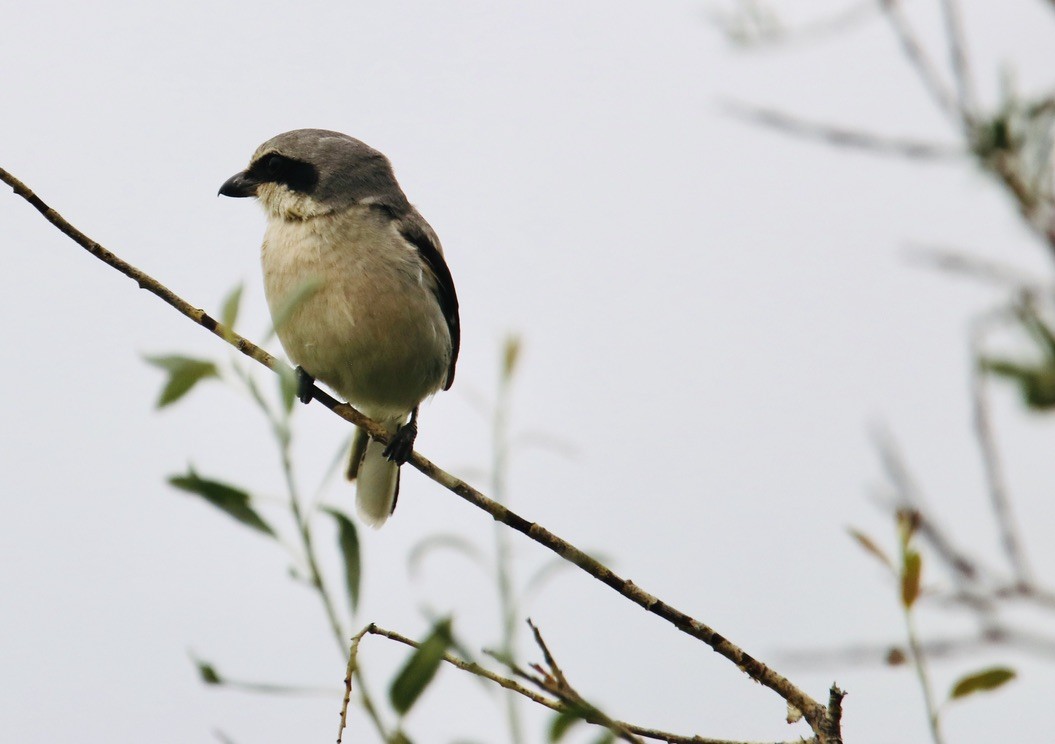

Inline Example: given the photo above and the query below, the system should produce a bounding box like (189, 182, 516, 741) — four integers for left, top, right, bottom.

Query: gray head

(219, 129, 410, 219)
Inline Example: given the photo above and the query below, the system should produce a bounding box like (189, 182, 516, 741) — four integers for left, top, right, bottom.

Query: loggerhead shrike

(219, 129, 460, 528)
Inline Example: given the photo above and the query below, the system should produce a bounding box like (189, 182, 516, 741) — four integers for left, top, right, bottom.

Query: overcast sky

(3, 1, 1054, 742)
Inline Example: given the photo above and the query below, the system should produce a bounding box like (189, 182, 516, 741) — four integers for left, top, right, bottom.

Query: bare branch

(879, 0, 964, 126)
(970, 319, 1034, 585)
(523, 619, 645, 744)
(939, 0, 976, 120)
(369, 623, 561, 711)
(904, 244, 1048, 293)
(710, 0, 875, 49)
(368, 623, 798, 744)
(338, 626, 390, 744)
(0, 166, 842, 741)
(722, 100, 962, 160)
(872, 430, 984, 584)
(779, 625, 1055, 667)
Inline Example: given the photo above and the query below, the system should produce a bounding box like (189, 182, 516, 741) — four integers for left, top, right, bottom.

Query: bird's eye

(252, 152, 318, 193)
(264, 154, 285, 175)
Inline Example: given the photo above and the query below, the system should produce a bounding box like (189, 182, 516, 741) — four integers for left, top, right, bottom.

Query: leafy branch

(1, 165, 843, 742)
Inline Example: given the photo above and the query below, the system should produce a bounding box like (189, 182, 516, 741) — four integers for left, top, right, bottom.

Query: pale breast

(261, 207, 451, 416)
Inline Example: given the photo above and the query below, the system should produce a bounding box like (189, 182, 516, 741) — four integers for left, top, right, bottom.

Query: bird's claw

(295, 366, 315, 405)
(383, 420, 418, 465)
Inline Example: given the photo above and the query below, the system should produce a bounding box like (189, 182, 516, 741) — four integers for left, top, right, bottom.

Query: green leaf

(901, 549, 922, 608)
(525, 552, 609, 600)
(265, 277, 323, 340)
(145, 355, 218, 408)
(847, 527, 894, 572)
(389, 618, 453, 716)
(1021, 364, 1055, 409)
(407, 534, 484, 578)
(549, 709, 584, 742)
(169, 468, 275, 538)
(590, 733, 617, 744)
(277, 364, 298, 414)
(324, 508, 361, 614)
(194, 658, 223, 685)
(949, 667, 1016, 700)
(221, 284, 244, 332)
(981, 357, 1055, 410)
(1018, 305, 1055, 360)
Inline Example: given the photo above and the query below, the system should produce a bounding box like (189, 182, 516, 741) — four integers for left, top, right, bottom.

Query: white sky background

(2, 0, 1054, 742)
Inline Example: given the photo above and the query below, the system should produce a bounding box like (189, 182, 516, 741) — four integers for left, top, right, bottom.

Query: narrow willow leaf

(901, 549, 922, 608)
(145, 355, 218, 408)
(390, 732, 413, 744)
(525, 552, 609, 599)
(407, 534, 485, 578)
(389, 618, 453, 715)
(277, 364, 298, 414)
(590, 733, 617, 744)
(265, 277, 323, 340)
(1018, 305, 1055, 360)
(169, 468, 275, 538)
(1023, 366, 1055, 410)
(324, 508, 361, 614)
(549, 709, 585, 742)
(949, 667, 1016, 700)
(221, 284, 244, 332)
(982, 358, 1055, 410)
(847, 528, 894, 571)
(980, 357, 1038, 379)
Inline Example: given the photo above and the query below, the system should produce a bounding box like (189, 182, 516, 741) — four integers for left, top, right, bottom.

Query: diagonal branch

(879, 0, 964, 126)
(0, 166, 841, 743)
(970, 317, 1034, 585)
(366, 623, 806, 744)
(938, 0, 976, 120)
(722, 100, 962, 160)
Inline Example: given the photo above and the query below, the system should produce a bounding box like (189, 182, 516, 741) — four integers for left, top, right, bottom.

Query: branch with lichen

(0, 166, 843, 743)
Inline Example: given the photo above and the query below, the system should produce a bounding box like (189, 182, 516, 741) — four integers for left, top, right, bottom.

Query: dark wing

(396, 217, 461, 390)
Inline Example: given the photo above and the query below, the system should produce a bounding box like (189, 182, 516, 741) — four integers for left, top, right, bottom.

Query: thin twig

(492, 335, 525, 744)
(779, 625, 1055, 667)
(938, 0, 975, 121)
(711, 0, 875, 49)
(904, 244, 1047, 293)
(338, 626, 371, 744)
(970, 320, 1033, 585)
(373, 623, 805, 744)
(904, 606, 944, 744)
(872, 430, 983, 584)
(879, 0, 962, 125)
(0, 166, 841, 743)
(369, 624, 561, 710)
(523, 618, 644, 744)
(280, 425, 348, 655)
(722, 100, 962, 160)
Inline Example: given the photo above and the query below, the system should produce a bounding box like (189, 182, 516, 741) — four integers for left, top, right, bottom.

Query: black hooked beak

(218, 170, 259, 198)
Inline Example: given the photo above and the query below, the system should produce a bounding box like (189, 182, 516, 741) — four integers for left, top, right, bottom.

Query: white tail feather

(355, 429, 399, 529)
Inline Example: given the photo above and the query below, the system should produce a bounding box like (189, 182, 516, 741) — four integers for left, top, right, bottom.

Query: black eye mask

(251, 153, 319, 194)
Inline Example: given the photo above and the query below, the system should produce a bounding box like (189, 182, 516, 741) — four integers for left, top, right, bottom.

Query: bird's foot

(295, 366, 315, 404)
(383, 419, 418, 465)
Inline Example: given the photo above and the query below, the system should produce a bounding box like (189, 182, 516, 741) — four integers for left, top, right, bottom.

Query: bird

(219, 129, 459, 528)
